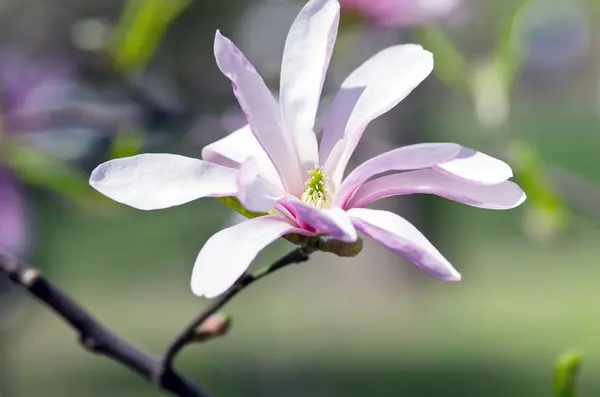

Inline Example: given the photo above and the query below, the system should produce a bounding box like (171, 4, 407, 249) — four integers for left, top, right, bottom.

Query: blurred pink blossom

(340, 0, 463, 26)
(0, 167, 29, 257)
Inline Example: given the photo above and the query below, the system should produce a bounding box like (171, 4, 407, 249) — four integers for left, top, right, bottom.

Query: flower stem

(157, 245, 316, 381)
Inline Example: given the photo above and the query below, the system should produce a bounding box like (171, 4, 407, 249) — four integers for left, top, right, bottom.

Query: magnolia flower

(339, 0, 463, 26)
(90, 0, 525, 298)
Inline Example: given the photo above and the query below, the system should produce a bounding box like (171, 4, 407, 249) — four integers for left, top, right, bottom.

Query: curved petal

(320, 44, 434, 186)
(347, 208, 460, 281)
(90, 154, 238, 210)
(201, 124, 283, 190)
(435, 147, 513, 185)
(214, 31, 303, 196)
(347, 169, 527, 209)
(280, 0, 339, 169)
(237, 158, 286, 213)
(191, 215, 309, 298)
(278, 196, 357, 242)
(334, 143, 462, 207)
(0, 168, 30, 256)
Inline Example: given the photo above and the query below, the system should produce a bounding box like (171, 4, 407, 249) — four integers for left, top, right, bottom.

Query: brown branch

(156, 246, 316, 382)
(0, 252, 213, 397)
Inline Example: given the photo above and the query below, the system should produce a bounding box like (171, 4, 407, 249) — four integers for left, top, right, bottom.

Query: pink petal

(191, 215, 309, 298)
(280, 0, 340, 170)
(320, 44, 434, 186)
(278, 196, 357, 242)
(201, 124, 283, 190)
(347, 208, 460, 281)
(237, 158, 286, 213)
(334, 143, 462, 208)
(339, 0, 462, 27)
(435, 147, 513, 185)
(89, 154, 238, 210)
(347, 169, 526, 209)
(214, 31, 304, 196)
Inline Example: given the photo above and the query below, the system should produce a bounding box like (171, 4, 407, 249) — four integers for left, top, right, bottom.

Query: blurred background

(0, 0, 599, 396)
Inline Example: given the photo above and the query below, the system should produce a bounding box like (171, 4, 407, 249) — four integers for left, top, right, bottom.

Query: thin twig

(0, 252, 213, 397)
(157, 246, 315, 381)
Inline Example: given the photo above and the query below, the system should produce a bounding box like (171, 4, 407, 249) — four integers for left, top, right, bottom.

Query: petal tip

(88, 162, 115, 195)
(214, 30, 229, 48)
(446, 272, 462, 282)
(515, 189, 527, 207)
(501, 161, 514, 180)
(190, 278, 206, 298)
(88, 165, 103, 187)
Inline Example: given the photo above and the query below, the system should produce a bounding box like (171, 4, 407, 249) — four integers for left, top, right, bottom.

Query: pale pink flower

(340, 0, 462, 26)
(89, 0, 525, 298)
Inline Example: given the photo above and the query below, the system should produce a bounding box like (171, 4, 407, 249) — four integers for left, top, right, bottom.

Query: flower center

(300, 165, 333, 209)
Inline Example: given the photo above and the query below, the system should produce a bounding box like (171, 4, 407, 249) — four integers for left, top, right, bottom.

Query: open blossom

(340, 0, 462, 26)
(89, 0, 525, 298)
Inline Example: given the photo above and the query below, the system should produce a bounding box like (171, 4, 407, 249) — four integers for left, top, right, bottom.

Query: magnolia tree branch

(0, 245, 322, 397)
(157, 246, 316, 380)
(0, 251, 213, 397)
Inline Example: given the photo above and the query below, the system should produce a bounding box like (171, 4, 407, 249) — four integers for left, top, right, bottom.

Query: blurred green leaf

(492, 0, 535, 92)
(109, 128, 144, 159)
(507, 141, 568, 241)
(111, 0, 193, 73)
(4, 141, 111, 210)
(509, 142, 563, 213)
(554, 350, 582, 397)
(469, 60, 510, 128)
(416, 26, 469, 91)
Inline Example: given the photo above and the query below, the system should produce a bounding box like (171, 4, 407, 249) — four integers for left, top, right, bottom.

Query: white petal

(280, 0, 339, 169)
(191, 215, 306, 298)
(90, 154, 238, 210)
(333, 143, 461, 208)
(347, 208, 460, 281)
(214, 31, 304, 196)
(320, 44, 434, 186)
(201, 124, 283, 190)
(347, 169, 527, 210)
(237, 158, 286, 213)
(435, 147, 513, 185)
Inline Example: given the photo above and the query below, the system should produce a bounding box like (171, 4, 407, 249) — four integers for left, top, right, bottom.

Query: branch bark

(0, 251, 212, 397)
(0, 246, 316, 396)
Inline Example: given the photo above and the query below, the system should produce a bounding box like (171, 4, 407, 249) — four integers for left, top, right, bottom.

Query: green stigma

(301, 165, 332, 209)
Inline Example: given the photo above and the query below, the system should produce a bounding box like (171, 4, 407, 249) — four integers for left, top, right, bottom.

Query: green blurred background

(1, 0, 599, 396)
